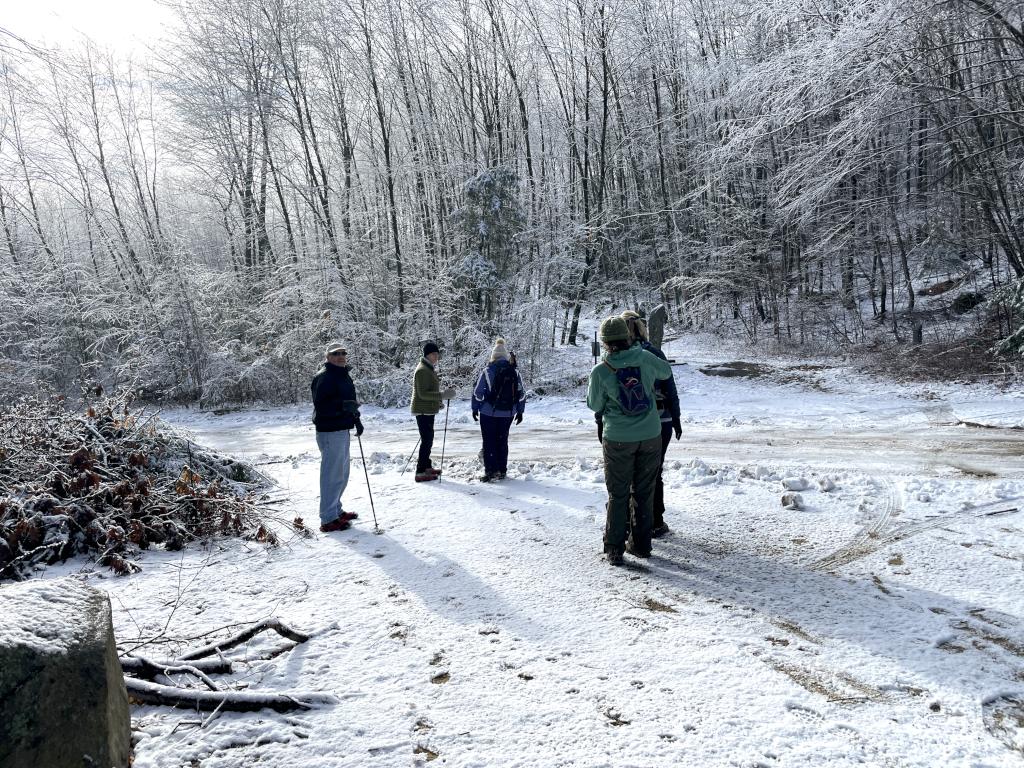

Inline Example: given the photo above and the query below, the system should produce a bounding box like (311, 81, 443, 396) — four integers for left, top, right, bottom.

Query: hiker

(411, 341, 456, 482)
(472, 337, 526, 482)
(622, 310, 682, 537)
(311, 342, 364, 533)
(587, 317, 673, 566)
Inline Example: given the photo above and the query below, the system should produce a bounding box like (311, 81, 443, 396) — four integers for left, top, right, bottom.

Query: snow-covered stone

(818, 476, 837, 492)
(689, 457, 710, 473)
(781, 476, 809, 491)
(781, 492, 804, 510)
(0, 578, 130, 768)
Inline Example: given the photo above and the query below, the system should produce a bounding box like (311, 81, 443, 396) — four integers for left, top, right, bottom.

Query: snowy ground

(42, 341, 1024, 767)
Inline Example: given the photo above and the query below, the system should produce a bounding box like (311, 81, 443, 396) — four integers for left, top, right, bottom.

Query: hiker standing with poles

(472, 338, 526, 482)
(410, 341, 455, 483)
(311, 342, 364, 533)
(621, 310, 681, 537)
(587, 317, 672, 566)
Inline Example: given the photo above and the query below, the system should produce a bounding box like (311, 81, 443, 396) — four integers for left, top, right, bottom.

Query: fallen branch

(121, 656, 233, 676)
(177, 618, 310, 661)
(957, 419, 1024, 431)
(124, 678, 337, 712)
(120, 655, 225, 690)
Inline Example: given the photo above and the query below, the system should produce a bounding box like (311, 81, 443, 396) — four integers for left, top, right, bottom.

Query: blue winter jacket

(472, 359, 526, 418)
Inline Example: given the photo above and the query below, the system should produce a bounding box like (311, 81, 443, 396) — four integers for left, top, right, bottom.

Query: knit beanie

(620, 310, 648, 341)
(599, 316, 631, 342)
(490, 337, 510, 362)
(423, 341, 440, 357)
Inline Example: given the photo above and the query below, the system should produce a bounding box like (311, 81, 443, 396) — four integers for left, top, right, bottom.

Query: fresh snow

(32, 345, 1024, 766)
(0, 577, 104, 653)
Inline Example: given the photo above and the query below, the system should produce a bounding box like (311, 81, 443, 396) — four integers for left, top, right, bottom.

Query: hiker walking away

(472, 337, 526, 482)
(411, 341, 456, 482)
(587, 317, 672, 566)
(622, 310, 681, 537)
(311, 342, 364, 533)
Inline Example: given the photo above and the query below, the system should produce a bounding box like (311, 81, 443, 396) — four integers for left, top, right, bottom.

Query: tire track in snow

(811, 492, 1022, 573)
(811, 474, 901, 571)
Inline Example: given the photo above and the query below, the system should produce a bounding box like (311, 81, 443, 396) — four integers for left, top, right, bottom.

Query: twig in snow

(202, 698, 227, 728)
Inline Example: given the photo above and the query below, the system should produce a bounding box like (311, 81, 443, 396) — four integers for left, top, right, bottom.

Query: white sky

(3, 0, 174, 55)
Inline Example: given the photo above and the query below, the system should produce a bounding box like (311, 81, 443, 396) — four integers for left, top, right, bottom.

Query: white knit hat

(490, 337, 510, 362)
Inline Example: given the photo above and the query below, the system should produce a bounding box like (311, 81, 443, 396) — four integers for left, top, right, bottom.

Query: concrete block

(0, 577, 130, 768)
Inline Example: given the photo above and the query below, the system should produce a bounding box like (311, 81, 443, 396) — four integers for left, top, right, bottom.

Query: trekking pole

(356, 434, 382, 534)
(438, 400, 451, 482)
(400, 437, 420, 476)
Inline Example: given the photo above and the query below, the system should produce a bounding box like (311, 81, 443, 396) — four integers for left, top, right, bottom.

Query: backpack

(604, 362, 651, 416)
(486, 365, 518, 411)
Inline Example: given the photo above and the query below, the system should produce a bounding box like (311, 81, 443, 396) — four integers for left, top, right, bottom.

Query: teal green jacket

(587, 345, 673, 442)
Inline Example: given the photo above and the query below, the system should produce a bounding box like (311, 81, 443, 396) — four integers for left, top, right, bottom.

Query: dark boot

(625, 542, 651, 558)
(320, 517, 351, 533)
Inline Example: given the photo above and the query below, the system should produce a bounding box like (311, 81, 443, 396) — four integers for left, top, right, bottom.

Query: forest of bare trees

(1, 0, 1022, 404)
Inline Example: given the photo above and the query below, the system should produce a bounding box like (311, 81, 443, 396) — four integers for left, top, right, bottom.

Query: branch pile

(121, 619, 337, 713)
(0, 395, 278, 580)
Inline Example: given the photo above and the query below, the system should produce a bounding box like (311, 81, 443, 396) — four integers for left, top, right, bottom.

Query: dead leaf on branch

(175, 466, 202, 494)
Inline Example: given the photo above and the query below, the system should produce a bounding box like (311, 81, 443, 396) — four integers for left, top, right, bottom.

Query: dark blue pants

(480, 413, 513, 475)
(416, 415, 435, 472)
(653, 421, 674, 527)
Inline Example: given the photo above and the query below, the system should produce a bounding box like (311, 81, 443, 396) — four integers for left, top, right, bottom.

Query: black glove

(355, 418, 364, 437)
(596, 418, 604, 443)
(472, 411, 479, 422)
(514, 412, 523, 425)
(672, 415, 682, 440)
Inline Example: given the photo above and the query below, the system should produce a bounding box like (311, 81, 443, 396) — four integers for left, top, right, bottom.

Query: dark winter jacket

(472, 359, 526, 418)
(638, 340, 680, 423)
(311, 363, 360, 432)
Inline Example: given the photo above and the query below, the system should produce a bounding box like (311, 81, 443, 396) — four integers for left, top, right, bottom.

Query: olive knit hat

(599, 316, 631, 342)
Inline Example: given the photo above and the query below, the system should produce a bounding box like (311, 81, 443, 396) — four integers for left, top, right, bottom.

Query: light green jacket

(587, 345, 672, 442)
